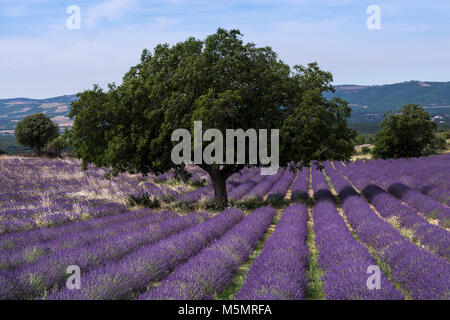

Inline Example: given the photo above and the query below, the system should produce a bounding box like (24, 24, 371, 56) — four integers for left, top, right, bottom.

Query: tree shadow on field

(336, 185, 359, 203)
(386, 182, 411, 198)
(313, 189, 335, 203)
(361, 184, 386, 202)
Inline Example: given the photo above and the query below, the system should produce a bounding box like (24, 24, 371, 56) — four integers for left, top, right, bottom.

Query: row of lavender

(0, 158, 186, 234)
(47, 208, 245, 299)
(0, 209, 211, 299)
(333, 161, 450, 260)
(1, 204, 287, 300)
(1, 197, 314, 300)
(178, 165, 310, 203)
(141, 207, 276, 299)
(323, 163, 450, 299)
(235, 203, 309, 299)
(341, 155, 450, 228)
(371, 157, 450, 204)
(1, 156, 448, 300)
(363, 160, 450, 226)
(0, 209, 177, 270)
(144, 162, 448, 300)
(311, 167, 402, 299)
(373, 154, 450, 193)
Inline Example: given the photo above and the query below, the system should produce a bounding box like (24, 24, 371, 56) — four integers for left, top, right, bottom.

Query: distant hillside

(1, 80, 449, 135)
(325, 81, 450, 125)
(0, 95, 77, 134)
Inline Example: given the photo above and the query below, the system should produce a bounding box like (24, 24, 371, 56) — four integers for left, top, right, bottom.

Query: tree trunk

(209, 169, 228, 208)
(34, 146, 41, 157)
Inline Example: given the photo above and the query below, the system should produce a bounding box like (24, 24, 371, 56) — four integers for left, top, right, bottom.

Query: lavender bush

(45, 208, 244, 300)
(235, 203, 309, 300)
(141, 206, 275, 300)
(325, 165, 450, 299)
(311, 167, 402, 300)
(7, 212, 208, 299)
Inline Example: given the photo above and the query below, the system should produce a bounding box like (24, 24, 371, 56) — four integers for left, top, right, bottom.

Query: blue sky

(1, 0, 450, 99)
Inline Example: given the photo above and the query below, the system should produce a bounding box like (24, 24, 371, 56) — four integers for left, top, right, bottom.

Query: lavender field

(0, 154, 449, 300)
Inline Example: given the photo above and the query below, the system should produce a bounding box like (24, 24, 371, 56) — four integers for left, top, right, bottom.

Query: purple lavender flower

(140, 206, 275, 300)
(235, 203, 309, 300)
(324, 165, 450, 300)
(311, 167, 403, 300)
(46, 208, 244, 300)
(10, 212, 209, 299)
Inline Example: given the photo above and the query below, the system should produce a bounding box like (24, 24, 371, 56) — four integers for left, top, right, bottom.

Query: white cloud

(3, 5, 29, 17)
(1, 0, 450, 98)
(85, 0, 137, 28)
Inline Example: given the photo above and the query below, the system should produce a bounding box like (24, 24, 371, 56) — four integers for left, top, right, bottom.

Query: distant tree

(0, 148, 6, 155)
(360, 146, 371, 154)
(69, 28, 355, 207)
(15, 113, 59, 156)
(445, 130, 450, 140)
(424, 133, 447, 155)
(46, 135, 69, 158)
(354, 133, 376, 145)
(372, 104, 438, 159)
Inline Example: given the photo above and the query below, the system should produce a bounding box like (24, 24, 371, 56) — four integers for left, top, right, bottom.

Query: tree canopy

(15, 113, 59, 156)
(70, 28, 355, 206)
(372, 104, 438, 159)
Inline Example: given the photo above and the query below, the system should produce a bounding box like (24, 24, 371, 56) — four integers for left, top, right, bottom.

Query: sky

(1, 0, 450, 99)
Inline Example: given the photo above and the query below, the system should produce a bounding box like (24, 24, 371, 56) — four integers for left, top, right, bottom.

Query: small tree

(46, 136, 68, 158)
(372, 104, 438, 159)
(15, 113, 59, 156)
(70, 29, 355, 207)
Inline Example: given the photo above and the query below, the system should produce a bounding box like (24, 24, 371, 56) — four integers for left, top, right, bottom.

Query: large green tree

(15, 113, 59, 156)
(70, 28, 355, 207)
(372, 104, 438, 159)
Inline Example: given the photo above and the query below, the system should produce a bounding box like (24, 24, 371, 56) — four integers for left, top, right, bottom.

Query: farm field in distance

(0, 154, 449, 300)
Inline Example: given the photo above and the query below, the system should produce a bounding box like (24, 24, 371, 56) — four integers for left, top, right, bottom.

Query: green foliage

(127, 193, 160, 208)
(279, 65, 356, 166)
(348, 122, 382, 135)
(267, 197, 291, 208)
(436, 128, 450, 140)
(353, 133, 376, 145)
(46, 135, 69, 158)
(0, 135, 31, 154)
(372, 104, 439, 159)
(359, 146, 371, 155)
(423, 134, 447, 155)
(173, 163, 192, 183)
(0, 148, 5, 155)
(69, 28, 355, 206)
(14, 113, 59, 156)
(190, 179, 206, 188)
(47, 128, 72, 158)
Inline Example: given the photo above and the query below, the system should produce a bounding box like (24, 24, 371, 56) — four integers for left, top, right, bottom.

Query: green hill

(1, 81, 449, 136)
(326, 81, 450, 124)
(0, 95, 77, 134)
